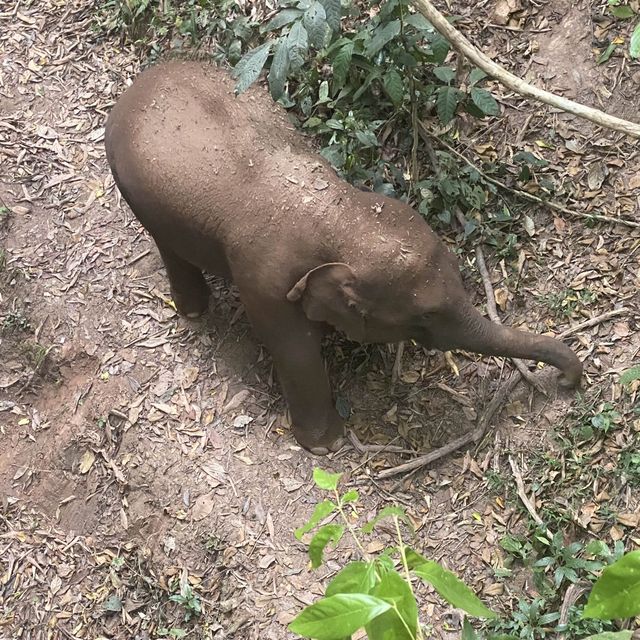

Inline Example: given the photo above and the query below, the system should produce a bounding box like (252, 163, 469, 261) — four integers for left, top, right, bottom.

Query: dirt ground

(0, 0, 638, 638)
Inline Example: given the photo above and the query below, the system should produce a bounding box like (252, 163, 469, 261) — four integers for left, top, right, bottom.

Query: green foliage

(168, 576, 202, 622)
(583, 551, 640, 619)
(291, 469, 497, 639)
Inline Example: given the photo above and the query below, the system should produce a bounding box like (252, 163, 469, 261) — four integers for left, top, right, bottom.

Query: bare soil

(1, 1, 638, 639)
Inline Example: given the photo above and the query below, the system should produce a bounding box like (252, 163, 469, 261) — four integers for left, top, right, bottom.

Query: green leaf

(332, 42, 353, 88)
(268, 39, 290, 100)
(383, 68, 404, 106)
(288, 594, 392, 639)
(326, 561, 377, 596)
(313, 468, 342, 490)
(428, 33, 450, 64)
(365, 19, 401, 57)
(583, 551, 640, 619)
(620, 365, 640, 385)
(309, 524, 345, 568)
(610, 5, 635, 18)
(407, 549, 498, 619)
(462, 618, 480, 639)
(295, 499, 336, 540)
(361, 506, 408, 534)
(433, 66, 456, 83)
(584, 633, 633, 640)
(341, 489, 359, 504)
(232, 42, 272, 94)
(304, 2, 328, 49)
(597, 42, 617, 64)
(469, 67, 488, 85)
(404, 13, 433, 32)
(436, 86, 461, 123)
(470, 88, 500, 116)
(264, 8, 303, 32)
(631, 21, 640, 58)
(319, 0, 341, 33)
(366, 569, 418, 640)
(287, 21, 309, 70)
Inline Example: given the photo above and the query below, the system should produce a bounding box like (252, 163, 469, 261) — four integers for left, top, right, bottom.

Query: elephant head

(287, 257, 583, 388)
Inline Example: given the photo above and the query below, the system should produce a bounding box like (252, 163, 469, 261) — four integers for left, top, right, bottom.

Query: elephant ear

(286, 263, 367, 341)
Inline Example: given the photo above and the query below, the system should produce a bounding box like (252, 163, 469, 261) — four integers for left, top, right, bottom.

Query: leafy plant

(168, 571, 202, 622)
(290, 468, 497, 639)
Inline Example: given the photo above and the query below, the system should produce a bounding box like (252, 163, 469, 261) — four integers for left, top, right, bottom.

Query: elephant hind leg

(156, 243, 209, 317)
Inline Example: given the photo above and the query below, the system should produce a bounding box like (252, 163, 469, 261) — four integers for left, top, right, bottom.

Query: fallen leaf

(79, 450, 95, 474)
(192, 493, 215, 521)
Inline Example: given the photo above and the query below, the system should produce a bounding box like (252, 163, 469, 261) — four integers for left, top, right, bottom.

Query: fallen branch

(377, 371, 520, 479)
(412, 0, 640, 138)
(558, 307, 629, 339)
(508, 455, 554, 540)
(417, 120, 640, 230)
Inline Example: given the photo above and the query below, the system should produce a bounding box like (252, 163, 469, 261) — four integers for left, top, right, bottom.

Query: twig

(348, 430, 417, 455)
(412, 0, 640, 137)
(391, 341, 405, 385)
(377, 371, 520, 479)
(418, 121, 640, 229)
(557, 308, 629, 339)
(475, 247, 546, 393)
(508, 455, 554, 539)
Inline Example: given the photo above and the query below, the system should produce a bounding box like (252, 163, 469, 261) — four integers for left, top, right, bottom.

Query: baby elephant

(105, 61, 582, 454)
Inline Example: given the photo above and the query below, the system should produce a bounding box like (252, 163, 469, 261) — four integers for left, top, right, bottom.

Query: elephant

(105, 61, 582, 455)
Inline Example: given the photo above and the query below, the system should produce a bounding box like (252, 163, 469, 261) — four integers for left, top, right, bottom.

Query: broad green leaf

(583, 551, 640, 619)
(470, 88, 500, 116)
(268, 39, 290, 100)
(610, 5, 635, 18)
(462, 618, 480, 639)
(361, 506, 407, 534)
(295, 499, 336, 540)
(632, 21, 640, 58)
(583, 633, 633, 640)
(309, 524, 345, 568)
(428, 33, 450, 64)
(597, 42, 617, 64)
(287, 21, 309, 70)
(407, 549, 498, 619)
(620, 365, 640, 385)
(304, 2, 328, 49)
(264, 8, 303, 32)
(365, 19, 401, 57)
(366, 569, 417, 640)
(341, 489, 359, 504)
(233, 42, 271, 94)
(404, 13, 433, 32)
(288, 593, 392, 639)
(436, 86, 461, 123)
(326, 561, 377, 596)
(383, 68, 404, 106)
(313, 468, 342, 490)
(332, 42, 353, 88)
(320, 0, 341, 32)
(433, 66, 456, 83)
(469, 67, 488, 85)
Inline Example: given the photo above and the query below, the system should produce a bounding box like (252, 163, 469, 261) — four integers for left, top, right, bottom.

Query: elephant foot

(308, 436, 346, 456)
(293, 413, 346, 456)
(172, 287, 209, 318)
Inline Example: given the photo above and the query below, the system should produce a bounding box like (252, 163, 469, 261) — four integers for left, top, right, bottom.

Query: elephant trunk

(448, 305, 583, 388)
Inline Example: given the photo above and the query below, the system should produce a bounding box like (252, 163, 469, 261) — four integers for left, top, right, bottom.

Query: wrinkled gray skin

(105, 61, 582, 455)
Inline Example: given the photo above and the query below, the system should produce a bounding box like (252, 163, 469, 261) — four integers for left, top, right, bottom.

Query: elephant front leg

(243, 298, 345, 454)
